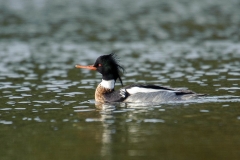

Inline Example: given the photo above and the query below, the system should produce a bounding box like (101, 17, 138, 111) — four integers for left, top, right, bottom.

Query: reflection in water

(99, 114, 115, 157)
(93, 99, 240, 159)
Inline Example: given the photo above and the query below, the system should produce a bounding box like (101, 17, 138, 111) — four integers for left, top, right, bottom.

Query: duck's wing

(104, 84, 205, 103)
(103, 89, 129, 103)
(123, 84, 197, 95)
(122, 84, 205, 103)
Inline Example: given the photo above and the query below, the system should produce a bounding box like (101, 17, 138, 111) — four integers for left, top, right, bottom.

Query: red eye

(98, 64, 102, 67)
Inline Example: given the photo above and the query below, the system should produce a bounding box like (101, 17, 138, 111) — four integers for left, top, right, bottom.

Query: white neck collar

(100, 79, 115, 90)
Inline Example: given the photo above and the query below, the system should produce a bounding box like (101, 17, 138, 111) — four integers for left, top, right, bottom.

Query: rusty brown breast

(95, 84, 113, 103)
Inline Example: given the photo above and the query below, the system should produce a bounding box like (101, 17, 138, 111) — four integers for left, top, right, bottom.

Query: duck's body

(94, 79, 202, 103)
(76, 53, 204, 104)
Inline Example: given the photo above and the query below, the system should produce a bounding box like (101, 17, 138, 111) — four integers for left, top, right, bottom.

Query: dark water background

(0, 0, 240, 159)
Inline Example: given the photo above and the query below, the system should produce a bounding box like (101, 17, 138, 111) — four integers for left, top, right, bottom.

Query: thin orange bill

(75, 65, 97, 70)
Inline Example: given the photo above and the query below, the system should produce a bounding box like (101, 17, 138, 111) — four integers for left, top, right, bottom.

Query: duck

(75, 53, 205, 103)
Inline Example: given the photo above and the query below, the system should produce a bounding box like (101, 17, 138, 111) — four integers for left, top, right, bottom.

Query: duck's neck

(95, 79, 115, 103)
(99, 79, 115, 90)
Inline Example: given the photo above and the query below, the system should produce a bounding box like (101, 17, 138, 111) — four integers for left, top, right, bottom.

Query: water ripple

(74, 109, 95, 112)
(144, 119, 165, 123)
(0, 120, 13, 125)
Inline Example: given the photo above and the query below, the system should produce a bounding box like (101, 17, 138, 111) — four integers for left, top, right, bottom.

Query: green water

(1, 0, 240, 159)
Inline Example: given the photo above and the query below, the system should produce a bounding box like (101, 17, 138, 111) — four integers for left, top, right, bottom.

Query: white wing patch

(126, 87, 176, 95)
(120, 89, 126, 98)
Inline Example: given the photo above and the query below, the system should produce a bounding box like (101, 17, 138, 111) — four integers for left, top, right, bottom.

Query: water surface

(1, 0, 240, 159)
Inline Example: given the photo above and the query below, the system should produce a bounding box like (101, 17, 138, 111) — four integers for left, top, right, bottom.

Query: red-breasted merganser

(75, 53, 204, 103)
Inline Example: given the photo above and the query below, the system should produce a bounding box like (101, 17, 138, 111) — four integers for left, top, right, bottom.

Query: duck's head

(75, 53, 124, 86)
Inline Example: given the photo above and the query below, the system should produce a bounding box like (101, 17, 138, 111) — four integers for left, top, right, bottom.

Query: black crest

(94, 53, 124, 86)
